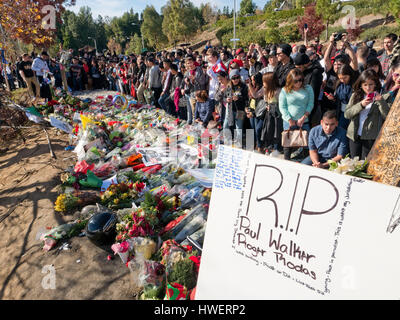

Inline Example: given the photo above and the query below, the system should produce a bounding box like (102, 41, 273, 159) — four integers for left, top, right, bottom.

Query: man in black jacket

(274, 43, 295, 88)
(294, 53, 324, 124)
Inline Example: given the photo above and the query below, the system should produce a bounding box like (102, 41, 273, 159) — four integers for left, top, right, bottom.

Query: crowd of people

(2, 31, 400, 165)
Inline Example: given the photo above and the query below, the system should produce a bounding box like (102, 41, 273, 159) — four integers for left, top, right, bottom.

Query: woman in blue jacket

(194, 90, 215, 128)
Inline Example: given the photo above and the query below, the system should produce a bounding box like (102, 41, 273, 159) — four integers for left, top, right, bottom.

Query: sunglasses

(294, 78, 304, 83)
(232, 76, 241, 80)
(393, 73, 400, 77)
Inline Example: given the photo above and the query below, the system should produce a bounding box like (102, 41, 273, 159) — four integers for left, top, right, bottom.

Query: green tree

(60, 8, 98, 51)
(106, 9, 140, 50)
(240, 0, 256, 16)
(201, 3, 218, 25)
(94, 15, 107, 52)
(389, 0, 400, 25)
(125, 33, 143, 54)
(316, 0, 342, 41)
(162, 0, 198, 43)
(265, 17, 282, 44)
(141, 5, 167, 50)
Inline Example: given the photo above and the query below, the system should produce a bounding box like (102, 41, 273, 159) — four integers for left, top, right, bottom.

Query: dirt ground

(0, 93, 136, 300)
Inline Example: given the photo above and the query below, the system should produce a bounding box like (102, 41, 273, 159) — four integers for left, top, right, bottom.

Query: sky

(69, 0, 269, 19)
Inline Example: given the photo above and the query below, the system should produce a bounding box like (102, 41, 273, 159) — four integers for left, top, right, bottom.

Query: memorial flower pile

(46, 92, 219, 299)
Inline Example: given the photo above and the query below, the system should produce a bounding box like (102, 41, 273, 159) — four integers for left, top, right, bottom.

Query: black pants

(151, 87, 162, 108)
(349, 136, 375, 160)
(37, 76, 52, 100)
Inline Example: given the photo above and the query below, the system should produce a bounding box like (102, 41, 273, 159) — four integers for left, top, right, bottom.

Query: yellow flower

(113, 198, 120, 204)
(121, 193, 128, 200)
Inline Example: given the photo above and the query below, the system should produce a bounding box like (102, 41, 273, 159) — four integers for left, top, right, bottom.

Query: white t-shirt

(357, 99, 372, 137)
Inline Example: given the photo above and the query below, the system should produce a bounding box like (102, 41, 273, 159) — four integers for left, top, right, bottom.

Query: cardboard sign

(196, 145, 400, 299)
(368, 91, 400, 186)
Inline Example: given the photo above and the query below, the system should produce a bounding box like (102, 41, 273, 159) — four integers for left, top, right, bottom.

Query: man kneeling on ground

(301, 110, 348, 168)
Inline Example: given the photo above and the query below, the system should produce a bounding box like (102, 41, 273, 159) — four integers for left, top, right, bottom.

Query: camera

(334, 33, 343, 42)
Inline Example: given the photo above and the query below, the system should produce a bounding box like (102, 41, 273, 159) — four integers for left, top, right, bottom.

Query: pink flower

(120, 241, 130, 253)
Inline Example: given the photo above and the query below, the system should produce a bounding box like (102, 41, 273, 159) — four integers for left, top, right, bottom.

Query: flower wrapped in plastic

(115, 208, 156, 242)
(328, 156, 373, 179)
(54, 191, 100, 213)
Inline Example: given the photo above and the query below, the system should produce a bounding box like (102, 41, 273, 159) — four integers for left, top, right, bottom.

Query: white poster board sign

(196, 145, 400, 299)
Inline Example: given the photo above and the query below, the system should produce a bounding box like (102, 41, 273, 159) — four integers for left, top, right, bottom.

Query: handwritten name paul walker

(233, 215, 317, 281)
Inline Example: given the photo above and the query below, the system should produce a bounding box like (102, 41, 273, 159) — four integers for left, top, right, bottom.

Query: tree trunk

(326, 22, 329, 42)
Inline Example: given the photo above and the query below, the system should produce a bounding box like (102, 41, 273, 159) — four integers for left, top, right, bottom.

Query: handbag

(254, 99, 267, 119)
(281, 128, 308, 148)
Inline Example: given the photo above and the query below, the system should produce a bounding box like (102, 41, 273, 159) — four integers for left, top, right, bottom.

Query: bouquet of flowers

(101, 182, 138, 209)
(54, 191, 100, 213)
(115, 209, 156, 242)
(328, 156, 373, 179)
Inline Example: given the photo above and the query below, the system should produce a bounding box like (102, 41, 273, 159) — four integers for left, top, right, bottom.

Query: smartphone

(367, 92, 376, 100)
(304, 23, 308, 29)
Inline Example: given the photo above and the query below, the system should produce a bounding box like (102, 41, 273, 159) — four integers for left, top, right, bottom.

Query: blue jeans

(301, 155, 329, 166)
(338, 111, 350, 130)
(186, 94, 194, 124)
(223, 111, 244, 147)
(158, 93, 169, 112)
(255, 117, 264, 149)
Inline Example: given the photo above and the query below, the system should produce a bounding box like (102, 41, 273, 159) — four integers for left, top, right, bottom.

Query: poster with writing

(196, 146, 400, 299)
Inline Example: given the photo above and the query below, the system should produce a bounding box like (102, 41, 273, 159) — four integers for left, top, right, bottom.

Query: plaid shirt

(379, 51, 392, 77)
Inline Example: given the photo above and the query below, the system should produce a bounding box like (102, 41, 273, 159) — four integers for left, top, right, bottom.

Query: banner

(196, 145, 400, 299)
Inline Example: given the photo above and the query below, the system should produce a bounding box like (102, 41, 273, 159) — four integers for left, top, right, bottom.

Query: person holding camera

(322, 33, 359, 115)
(344, 69, 391, 160)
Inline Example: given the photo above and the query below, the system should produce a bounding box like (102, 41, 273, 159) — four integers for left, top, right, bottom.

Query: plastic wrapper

(132, 237, 157, 260)
(167, 204, 207, 238)
(174, 212, 207, 243)
(128, 254, 165, 300)
(180, 223, 206, 247)
(92, 161, 117, 178)
(78, 170, 103, 188)
(74, 160, 95, 174)
(40, 220, 88, 251)
(164, 282, 188, 300)
(180, 187, 207, 209)
(164, 246, 197, 293)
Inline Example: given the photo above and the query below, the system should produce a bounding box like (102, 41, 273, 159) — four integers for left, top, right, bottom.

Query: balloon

(127, 100, 137, 109)
(112, 94, 128, 110)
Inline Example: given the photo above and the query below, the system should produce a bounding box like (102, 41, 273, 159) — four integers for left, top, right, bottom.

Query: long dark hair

(352, 69, 382, 104)
(366, 58, 385, 81)
(335, 64, 357, 90)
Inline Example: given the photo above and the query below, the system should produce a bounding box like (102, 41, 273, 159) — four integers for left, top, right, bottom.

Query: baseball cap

(229, 69, 241, 79)
(293, 53, 310, 66)
(236, 48, 244, 56)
